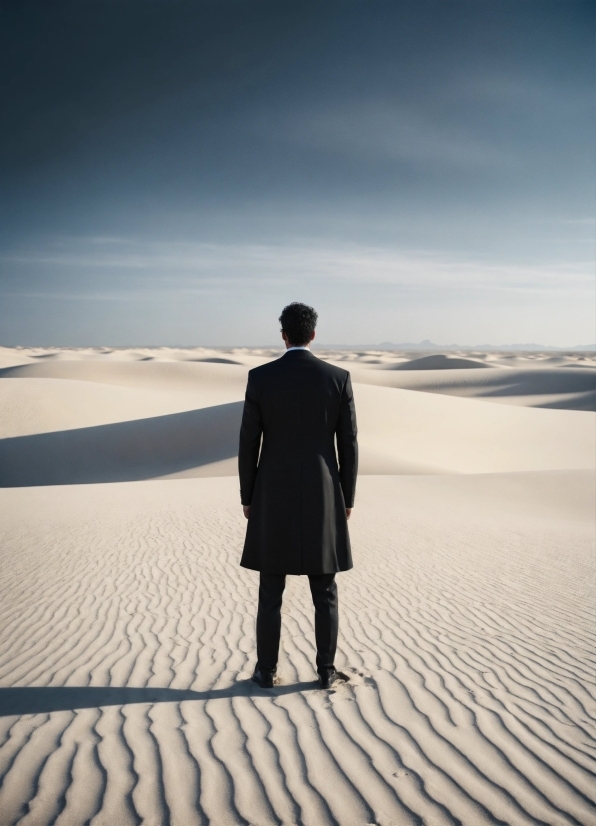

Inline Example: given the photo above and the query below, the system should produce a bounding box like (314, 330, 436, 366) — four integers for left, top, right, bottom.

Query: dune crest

(388, 353, 490, 370)
(0, 403, 244, 486)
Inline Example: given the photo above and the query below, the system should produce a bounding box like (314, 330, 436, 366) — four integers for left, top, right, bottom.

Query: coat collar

(283, 348, 315, 358)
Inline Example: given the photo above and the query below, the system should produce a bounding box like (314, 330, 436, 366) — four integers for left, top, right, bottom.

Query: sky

(1, 0, 594, 347)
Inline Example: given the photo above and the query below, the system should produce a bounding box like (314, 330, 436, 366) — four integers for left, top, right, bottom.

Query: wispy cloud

(3, 238, 592, 299)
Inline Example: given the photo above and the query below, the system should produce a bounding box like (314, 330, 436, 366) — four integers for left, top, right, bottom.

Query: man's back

(241, 303, 357, 689)
(239, 349, 358, 574)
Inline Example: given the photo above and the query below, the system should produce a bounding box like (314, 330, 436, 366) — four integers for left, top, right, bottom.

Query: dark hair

(279, 302, 318, 346)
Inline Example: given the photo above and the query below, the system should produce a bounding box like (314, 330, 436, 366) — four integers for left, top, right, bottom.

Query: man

(238, 302, 358, 689)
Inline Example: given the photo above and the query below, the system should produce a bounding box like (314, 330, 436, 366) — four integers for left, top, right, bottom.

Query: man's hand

(346, 508, 352, 520)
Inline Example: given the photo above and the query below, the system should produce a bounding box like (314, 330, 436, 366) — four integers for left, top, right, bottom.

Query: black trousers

(256, 573, 338, 673)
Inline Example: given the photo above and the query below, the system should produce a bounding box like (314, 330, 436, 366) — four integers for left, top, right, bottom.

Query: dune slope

(0, 377, 243, 439)
(1, 374, 593, 486)
(0, 360, 250, 394)
(0, 403, 244, 486)
(353, 383, 594, 474)
(388, 354, 490, 369)
(346, 366, 596, 411)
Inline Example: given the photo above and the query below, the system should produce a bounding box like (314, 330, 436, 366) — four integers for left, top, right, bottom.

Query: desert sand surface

(0, 346, 595, 826)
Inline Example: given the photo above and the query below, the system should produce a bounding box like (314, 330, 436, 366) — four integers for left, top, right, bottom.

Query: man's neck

(286, 344, 310, 352)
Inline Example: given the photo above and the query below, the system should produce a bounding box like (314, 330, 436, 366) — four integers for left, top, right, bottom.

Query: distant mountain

(320, 341, 596, 352)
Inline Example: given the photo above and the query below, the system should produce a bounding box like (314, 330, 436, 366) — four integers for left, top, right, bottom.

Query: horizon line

(2, 342, 595, 352)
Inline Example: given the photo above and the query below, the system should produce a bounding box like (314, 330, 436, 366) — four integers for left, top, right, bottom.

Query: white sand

(0, 346, 594, 825)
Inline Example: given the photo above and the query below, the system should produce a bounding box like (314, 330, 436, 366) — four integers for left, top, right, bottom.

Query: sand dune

(0, 345, 278, 371)
(0, 377, 243, 439)
(347, 365, 596, 411)
(5, 357, 595, 412)
(0, 347, 594, 825)
(0, 402, 244, 486)
(0, 359, 250, 394)
(388, 354, 490, 370)
(354, 383, 593, 474)
(1, 369, 592, 486)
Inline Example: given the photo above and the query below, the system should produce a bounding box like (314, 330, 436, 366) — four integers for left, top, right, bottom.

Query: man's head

(279, 302, 318, 347)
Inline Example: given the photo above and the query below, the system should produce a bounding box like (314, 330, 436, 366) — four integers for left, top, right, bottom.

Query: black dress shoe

(251, 665, 276, 688)
(318, 668, 349, 689)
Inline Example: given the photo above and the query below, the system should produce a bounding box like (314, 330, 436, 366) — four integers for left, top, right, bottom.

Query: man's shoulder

(248, 357, 285, 381)
(314, 358, 350, 381)
(248, 356, 283, 376)
(248, 352, 350, 385)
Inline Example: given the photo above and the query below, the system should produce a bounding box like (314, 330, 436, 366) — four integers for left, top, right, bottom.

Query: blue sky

(1, 0, 594, 346)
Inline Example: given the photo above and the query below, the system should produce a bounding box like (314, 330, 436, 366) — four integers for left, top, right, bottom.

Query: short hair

(279, 302, 318, 347)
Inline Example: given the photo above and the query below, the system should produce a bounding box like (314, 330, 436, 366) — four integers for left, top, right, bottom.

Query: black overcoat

(238, 349, 358, 575)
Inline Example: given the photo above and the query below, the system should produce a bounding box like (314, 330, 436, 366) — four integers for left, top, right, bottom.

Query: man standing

(238, 302, 358, 689)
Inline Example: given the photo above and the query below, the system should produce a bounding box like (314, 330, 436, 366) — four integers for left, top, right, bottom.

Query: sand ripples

(0, 475, 594, 826)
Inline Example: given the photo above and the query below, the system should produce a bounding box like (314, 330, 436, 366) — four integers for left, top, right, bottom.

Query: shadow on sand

(383, 364, 596, 410)
(0, 402, 243, 487)
(0, 681, 321, 716)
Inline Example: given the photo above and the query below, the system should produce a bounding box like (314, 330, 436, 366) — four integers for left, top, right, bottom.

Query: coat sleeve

(238, 371, 263, 505)
(336, 372, 358, 508)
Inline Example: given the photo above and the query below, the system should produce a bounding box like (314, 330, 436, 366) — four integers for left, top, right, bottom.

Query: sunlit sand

(0, 346, 594, 825)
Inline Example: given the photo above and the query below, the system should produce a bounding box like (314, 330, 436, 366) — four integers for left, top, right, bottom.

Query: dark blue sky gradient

(1, 1, 594, 345)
